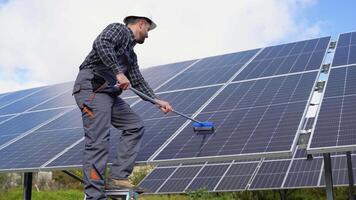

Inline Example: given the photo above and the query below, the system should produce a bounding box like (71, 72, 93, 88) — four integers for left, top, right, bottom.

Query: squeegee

(129, 87, 214, 133)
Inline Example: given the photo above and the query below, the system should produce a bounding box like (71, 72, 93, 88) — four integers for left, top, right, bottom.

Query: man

(73, 14, 172, 199)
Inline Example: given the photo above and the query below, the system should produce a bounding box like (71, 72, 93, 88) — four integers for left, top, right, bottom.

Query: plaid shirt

(79, 23, 156, 99)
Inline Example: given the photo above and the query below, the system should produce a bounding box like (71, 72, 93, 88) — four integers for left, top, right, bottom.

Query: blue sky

(303, 0, 356, 39)
(0, 0, 355, 93)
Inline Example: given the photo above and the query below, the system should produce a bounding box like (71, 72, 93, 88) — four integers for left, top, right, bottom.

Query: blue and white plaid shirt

(79, 23, 156, 99)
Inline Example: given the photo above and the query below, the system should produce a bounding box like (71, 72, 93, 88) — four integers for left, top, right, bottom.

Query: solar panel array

(3, 31, 356, 194)
(139, 149, 356, 193)
(151, 37, 329, 163)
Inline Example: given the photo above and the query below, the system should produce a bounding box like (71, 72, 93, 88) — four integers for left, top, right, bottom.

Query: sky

(0, 0, 355, 93)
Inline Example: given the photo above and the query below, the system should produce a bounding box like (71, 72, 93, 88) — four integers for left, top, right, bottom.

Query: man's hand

(155, 99, 173, 114)
(116, 73, 130, 90)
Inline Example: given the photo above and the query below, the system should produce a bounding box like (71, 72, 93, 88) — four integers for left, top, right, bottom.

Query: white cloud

(0, 0, 322, 93)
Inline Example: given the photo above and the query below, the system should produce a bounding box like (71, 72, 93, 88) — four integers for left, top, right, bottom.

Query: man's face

(136, 19, 151, 44)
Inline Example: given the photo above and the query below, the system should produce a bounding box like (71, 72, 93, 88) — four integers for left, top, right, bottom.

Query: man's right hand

(116, 73, 130, 90)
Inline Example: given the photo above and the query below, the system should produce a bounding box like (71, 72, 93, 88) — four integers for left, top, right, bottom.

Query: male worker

(72, 13, 172, 199)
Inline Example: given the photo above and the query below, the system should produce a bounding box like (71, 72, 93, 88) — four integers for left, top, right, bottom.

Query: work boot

(106, 179, 145, 193)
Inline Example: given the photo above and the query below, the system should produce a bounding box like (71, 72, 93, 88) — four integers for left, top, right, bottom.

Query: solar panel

(157, 166, 201, 193)
(249, 160, 291, 190)
(234, 37, 330, 81)
(185, 164, 229, 191)
(156, 49, 259, 92)
(141, 60, 197, 90)
(0, 108, 70, 146)
(0, 128, 83, 171)
(319, 155, 356, 186)
(214, 162, 258, 191)
(153, 71, 318, 162)
(0, 87, 41, 109)
(0, 82, 73, 115)
(132, 86, 219, 120)
(332, 32, 356, 67)
(139, 167, 177, 193)
(282, 158, 322, 188)
(308, 65, 356, 153)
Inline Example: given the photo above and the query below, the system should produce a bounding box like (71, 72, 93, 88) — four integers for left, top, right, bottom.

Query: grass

(0, 188, 84, 200)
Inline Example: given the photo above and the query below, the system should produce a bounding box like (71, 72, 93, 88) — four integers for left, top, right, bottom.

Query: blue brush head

(192, 122, 214, 128)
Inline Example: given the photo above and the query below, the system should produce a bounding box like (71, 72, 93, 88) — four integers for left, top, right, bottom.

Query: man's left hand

(155, 99, 173, 114)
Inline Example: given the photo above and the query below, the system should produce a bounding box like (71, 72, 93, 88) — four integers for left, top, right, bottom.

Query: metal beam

(23, 172, 33, 200)
(346, 151, 355, 200)
(62, 170, 84, 184)
(323, 153, 334, 200)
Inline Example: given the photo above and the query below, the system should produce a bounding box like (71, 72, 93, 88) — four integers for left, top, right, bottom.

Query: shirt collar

(126, 26, 137, 47)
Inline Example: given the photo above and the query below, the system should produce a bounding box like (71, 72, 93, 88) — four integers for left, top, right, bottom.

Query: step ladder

(105, 189, 140, 200)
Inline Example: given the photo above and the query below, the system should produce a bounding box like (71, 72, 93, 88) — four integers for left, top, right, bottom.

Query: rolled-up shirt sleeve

(93, 23, 128, 74)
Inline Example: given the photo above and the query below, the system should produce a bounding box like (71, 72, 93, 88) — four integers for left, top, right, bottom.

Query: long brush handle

(129, 87, 202, 124)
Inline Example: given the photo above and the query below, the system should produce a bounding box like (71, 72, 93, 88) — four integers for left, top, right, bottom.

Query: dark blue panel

(158, 166, 201, 193)
(250, 160, 290, 189)
(0, 83, 73, 115)
(132, 86, 219, 120)
(142, 60, 196, 89)
(138, 167, 176, 193)
(332, 46, 349, 67)
(156, 49, 259, 92)
(0, 115, 13, 124)
(45, 140, 83, 167)
(234, 37, 329, 81)
(0, 128, 83, 169)
(311, 65, 356, 149)
(283, 158, 322, 188)
(349, 45, 356, 64)
(0, 108, 68, 146)
(320, 156, 356, 186)
(324, 67, 346, 98)
(155, 101, 306, 160)
(310, 98, 342, 148)
(136, 117, 187, 161)
(337, 33, 351, 47)
(215, 162, 258, 191)
(345, 66, 356, 95)
(333, 32, 356, 66)
(0, 87, 41, 108)
(186, 164, 229, 191)
(154, 72, 317, 160)
(37, 108, 82, 131)
(352, 32, 356, 45)
(30, 89, 76, 111)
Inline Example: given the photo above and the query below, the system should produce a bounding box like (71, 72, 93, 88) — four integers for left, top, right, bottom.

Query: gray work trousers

(73, 69, 144, 200)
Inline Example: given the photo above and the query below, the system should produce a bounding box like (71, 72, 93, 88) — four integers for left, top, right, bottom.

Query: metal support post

(346, 151, 355, 200)
(23, 172, 33, 200)
(323, 153, 334, 200)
